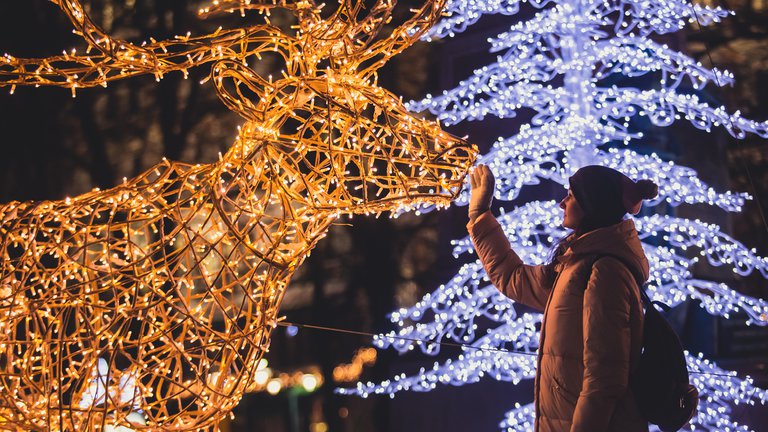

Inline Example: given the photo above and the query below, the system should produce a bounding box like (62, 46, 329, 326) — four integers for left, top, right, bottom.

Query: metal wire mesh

(0, 0, 477, 429)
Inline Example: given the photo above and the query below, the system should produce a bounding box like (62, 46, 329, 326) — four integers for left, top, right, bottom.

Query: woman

(467, 164, 658, 432)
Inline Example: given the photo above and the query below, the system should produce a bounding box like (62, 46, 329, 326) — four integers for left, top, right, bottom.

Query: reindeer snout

(407, 139, 477, 200)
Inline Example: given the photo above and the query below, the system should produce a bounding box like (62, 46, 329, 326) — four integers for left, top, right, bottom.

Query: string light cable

(275, 320, 742, 378)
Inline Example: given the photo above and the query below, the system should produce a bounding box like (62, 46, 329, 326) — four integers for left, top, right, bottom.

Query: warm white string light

(343, 0, 768, 430)
(0, 1, 476, 430)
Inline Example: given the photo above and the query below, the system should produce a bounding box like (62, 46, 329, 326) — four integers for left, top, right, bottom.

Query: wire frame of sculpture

(0, 0, 477, 430)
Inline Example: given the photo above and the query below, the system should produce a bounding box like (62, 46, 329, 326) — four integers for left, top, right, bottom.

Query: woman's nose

(559, 199, 566, 209)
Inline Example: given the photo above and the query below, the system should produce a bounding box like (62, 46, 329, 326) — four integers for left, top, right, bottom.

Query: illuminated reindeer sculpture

(0, 0, 476, 430)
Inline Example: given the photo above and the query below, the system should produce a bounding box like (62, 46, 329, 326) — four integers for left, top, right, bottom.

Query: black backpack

(589, 255, 698, 431)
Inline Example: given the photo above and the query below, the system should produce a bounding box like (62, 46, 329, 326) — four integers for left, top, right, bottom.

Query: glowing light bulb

(266, 378, 283, 395)
(346, 1, 768, 430)
(301, 373, 319, 392)
(0, 1, 476, 430)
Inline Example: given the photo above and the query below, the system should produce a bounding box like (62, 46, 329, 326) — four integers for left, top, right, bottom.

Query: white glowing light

(345, 0, 768, 430)
(254, 369, 272, 386)
(266, 379, 283, 395)
(302, 374, 320, 392)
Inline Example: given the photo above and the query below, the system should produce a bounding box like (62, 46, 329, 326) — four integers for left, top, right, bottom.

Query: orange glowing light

(0, 0, 476, 430)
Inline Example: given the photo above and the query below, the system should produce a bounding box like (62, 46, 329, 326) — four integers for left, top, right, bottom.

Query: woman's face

(559, 189, 584, 230)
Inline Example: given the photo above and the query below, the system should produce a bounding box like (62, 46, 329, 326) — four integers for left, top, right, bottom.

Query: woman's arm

(467, 165, 553, 310)
(571, 256, 634, 432)
(468, 211, 554, 311)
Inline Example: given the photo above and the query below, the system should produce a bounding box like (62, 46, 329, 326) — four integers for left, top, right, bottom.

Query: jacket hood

(561, 219, 650, 284)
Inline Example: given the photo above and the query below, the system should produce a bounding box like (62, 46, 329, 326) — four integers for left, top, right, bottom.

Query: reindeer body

(0, 0, 476, 430)
(0, 133, 331, 429)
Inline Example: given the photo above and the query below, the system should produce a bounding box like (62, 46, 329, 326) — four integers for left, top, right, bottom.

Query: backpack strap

(587, 254, 643, 289)
(587, 254, 668, 312)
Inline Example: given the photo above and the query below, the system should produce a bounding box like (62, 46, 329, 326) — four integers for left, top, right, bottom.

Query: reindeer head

(215, 66, 475, 216)
(208, 0, 477, 215)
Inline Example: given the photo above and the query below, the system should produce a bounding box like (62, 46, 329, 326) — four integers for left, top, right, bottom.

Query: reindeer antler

(195, 0, 447, 79)
(1, 0, 447, 93)
(198, 0, 320, 19)
(0, 0, 282, 93)
(356, 0, 447, 77)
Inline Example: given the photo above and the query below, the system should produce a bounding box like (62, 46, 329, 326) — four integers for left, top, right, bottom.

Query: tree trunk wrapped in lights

(0, 1, 477, 430)
(343, 0, 768, 430)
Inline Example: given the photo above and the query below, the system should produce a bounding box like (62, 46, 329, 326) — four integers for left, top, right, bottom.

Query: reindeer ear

(212, 60, 270, 122)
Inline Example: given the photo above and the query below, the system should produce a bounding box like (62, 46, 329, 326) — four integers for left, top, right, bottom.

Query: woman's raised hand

(469, 164, 495, 223)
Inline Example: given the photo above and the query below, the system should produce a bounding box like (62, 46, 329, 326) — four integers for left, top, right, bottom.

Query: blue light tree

(341, 0, 768, 430)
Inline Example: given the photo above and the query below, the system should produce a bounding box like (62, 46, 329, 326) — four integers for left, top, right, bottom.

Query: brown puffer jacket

(469, 212, 649, 432)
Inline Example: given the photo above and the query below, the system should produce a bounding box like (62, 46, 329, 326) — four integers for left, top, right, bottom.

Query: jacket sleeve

(571, 257, 634, 432)
(467, 211, 554, 311)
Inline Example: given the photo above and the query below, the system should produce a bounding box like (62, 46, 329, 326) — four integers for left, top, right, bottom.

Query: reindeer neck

(211, 135, 335, 267)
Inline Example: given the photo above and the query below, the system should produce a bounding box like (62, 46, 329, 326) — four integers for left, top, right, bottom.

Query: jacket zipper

(534, 265, 564, 431)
